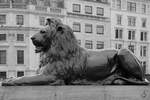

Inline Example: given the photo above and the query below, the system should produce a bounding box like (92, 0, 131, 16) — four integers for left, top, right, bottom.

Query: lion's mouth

(32, 40, 44, 53)
(35, 46, 43, 53)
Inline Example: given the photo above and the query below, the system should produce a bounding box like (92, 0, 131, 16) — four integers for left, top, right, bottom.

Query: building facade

(111, 0, 150, 73)
(65, 0, 111, 51)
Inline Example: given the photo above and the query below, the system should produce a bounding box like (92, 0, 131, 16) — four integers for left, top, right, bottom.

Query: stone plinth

(0, 86, 150, 100)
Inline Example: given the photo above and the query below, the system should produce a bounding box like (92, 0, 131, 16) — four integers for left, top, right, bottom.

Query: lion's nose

(31, 37, 35, 40)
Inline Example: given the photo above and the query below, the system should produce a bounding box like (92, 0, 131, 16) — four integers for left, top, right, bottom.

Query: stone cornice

(0, 26, 40, 31)
(81, 0, 110, 5)
(67, 12, 110, 22)
(0, 9, 66, 17)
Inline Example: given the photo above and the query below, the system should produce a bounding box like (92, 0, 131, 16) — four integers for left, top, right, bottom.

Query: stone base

(0, 86, 150, 100)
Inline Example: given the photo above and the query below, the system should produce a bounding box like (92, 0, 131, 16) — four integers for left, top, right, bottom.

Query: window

(112, 0, 115, 8)
(17, 50, 24, 64)
(142, 61, 146, 74)
(128, 30, 135, 40)
(0, 34, 6, 41)
(141, 18, 146, 28)
(17, 71, 24, 77)
(17, 34, 24, 41)
(13, 0, 25, 3)
(100, 0, 107, 3)
(127, 2, 136, 12)
(0, 15, 6, 25)
(37, 0, 44, 6)
(78, 40, 81, 46)
(97, 7, 104, 16)
(16, 15, 24, 25)
(73, 22, 81, 32)
(73, 4, 81, 13)
(0, 50, 6, 64)
(0, 0, 8, 3)
(115, 43, 122, 49)
(116, 15, 122, 25)
(96, 41, 104, 49)
(142, 4, 146, 13)
(85, 6, 92, 14)
(140, 32, 147, 41)
(115, 28, 123, 39)
(85, 24, 92, 33)
(0, 72, 6, 80)
(140, 46, 147, 57)
(116, 0, 121, 9)
(97, 25, 104, 34)
(128, 16, 136, 26)
(128, 44, 135, 53)
(39, 17, 45, 26)
(85, 40, 93, 49)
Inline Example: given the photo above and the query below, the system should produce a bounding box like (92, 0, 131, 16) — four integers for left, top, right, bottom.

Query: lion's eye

(40, 30, 46, 34)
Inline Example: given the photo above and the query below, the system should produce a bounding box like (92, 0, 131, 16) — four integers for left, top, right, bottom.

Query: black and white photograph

(0, 0, 150, 100)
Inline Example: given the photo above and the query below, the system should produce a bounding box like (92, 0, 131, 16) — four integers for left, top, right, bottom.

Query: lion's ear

(46, 18, 62, 26)
(46, 18, 51, 25)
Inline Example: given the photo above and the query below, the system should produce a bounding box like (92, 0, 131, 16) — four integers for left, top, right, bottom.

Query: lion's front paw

(2, 82, 14, 86)
(50, 80, 65, 86)
(1, 78, 16, 86)
(101, 80, 113, 85)
(112, 79, 126, 85)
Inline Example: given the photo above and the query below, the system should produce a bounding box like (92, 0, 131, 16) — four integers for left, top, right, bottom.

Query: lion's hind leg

(101, 74, 149, 85)
(112, 76, 149, 85)
(117, 48, 149, 85)
(101, 74, 126, 85)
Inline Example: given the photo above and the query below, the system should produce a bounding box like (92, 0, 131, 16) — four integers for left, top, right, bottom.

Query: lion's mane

(39, 22, 87, 84)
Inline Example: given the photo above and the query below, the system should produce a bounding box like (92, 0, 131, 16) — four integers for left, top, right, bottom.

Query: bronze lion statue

(2, 18, 149, 86)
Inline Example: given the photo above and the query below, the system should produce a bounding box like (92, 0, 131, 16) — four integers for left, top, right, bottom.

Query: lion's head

(31, 18, 85, 83)
(31, 18, 62, 53)
(31, 18, 80, 59)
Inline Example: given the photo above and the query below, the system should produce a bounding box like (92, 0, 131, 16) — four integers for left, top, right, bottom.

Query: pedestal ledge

(0, 86, 150, 100)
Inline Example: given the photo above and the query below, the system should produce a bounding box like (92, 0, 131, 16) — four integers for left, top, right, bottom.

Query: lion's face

(31, 18, 61, 53)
